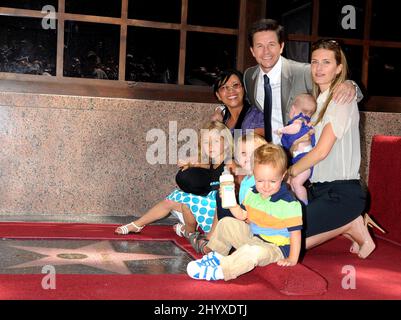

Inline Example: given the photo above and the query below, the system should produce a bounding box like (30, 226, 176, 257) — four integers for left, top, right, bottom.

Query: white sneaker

(187, 260, 224, 281)
(198, 251, 222, 267)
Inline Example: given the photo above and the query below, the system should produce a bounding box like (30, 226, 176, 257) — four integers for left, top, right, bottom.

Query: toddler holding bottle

(187, 144, 303, 281)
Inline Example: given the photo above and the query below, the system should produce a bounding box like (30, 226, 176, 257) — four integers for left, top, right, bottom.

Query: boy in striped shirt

(187, 144, 302, 281)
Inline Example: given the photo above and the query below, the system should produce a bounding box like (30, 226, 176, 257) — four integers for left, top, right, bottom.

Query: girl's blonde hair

(311, 39, 349, 125)
(253, 143, 287, 174)
(199, 121, 234, 164)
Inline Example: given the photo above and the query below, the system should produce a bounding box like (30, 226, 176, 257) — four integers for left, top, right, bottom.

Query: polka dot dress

(166, 189, 217, 233)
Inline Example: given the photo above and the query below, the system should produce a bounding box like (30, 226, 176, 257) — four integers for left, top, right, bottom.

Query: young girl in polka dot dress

(115, 121, 234, 242)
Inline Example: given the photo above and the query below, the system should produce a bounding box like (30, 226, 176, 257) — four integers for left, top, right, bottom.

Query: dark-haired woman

(212, 69, 265, 137)
(187, 69, 265, 254)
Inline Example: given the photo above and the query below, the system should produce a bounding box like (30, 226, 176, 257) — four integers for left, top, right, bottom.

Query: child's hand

(277, 258, 297, 267)
(225, 163, 237, 174)
(211, 108, 224, 122)
(178, 159, 191, 171)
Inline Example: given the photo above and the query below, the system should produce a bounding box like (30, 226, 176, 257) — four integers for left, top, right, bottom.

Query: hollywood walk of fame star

(8, 240, 174, 274)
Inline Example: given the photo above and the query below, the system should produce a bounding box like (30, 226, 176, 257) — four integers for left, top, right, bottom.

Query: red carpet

(0, 222, 400, 300)
(368, 135, 401, 245)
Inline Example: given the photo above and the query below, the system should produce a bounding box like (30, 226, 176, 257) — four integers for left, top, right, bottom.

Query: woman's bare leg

(343, 233, 360, 254)
(306, 222, 352, 250)
(115, 199, 182, 233)
(180, 204, 197, 234)
(306, 215, 375, 259)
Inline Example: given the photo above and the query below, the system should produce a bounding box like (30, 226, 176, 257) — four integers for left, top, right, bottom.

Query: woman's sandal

(189, 232, 209, 254)
(115, 222, 144, 235)
(174, 223, 189, 238)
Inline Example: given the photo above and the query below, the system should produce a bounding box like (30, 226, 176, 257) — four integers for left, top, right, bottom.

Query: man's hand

(332, 81, 356, 104)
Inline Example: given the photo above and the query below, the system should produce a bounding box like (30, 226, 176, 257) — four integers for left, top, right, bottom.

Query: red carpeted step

(1, 222, 400, 299)
(252, 263, 328, 296)
(368, 135, 401, 245)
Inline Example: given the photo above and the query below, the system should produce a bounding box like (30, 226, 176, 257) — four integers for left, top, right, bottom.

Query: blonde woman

(288, 39, 383, 259)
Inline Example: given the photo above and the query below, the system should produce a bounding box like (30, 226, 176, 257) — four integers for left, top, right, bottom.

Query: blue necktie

(263, 74, 273, 142)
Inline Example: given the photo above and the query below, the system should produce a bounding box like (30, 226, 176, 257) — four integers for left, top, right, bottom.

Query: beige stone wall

(0, 91, 400, 216)
(359, 112, 401, 183)
(0, 92, 215, 216)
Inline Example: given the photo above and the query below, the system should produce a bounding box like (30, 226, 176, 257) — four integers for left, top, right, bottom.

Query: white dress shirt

(310, 89, 361, 183)
(255, 56, 284, 145)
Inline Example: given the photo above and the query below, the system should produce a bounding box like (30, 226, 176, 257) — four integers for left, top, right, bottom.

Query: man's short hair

(248, 19, 286, 47)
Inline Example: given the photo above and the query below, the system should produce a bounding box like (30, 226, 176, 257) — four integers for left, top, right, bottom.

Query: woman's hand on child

(274, 128, 282, 136)
(286, 166, 294, 184)
(277, 258, 297, 267)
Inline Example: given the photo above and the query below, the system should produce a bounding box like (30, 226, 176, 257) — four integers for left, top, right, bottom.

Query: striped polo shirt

(241, 183, 303, 257)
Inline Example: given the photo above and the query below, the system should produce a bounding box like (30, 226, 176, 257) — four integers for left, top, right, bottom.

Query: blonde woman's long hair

(311, 39, 349, 125)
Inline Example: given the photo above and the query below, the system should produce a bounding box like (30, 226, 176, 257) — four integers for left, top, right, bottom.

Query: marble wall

(0, 91, 400, 217)
(0, 92, 214, 216)
(360, 112, 401, 184)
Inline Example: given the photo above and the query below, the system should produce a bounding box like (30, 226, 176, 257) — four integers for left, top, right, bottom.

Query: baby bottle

(220, 166, 237, 208)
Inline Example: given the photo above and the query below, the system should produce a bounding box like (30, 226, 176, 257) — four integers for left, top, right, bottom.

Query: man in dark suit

(244, 19, 361, 143)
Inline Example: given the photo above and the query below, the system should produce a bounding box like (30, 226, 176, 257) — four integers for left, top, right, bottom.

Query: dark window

(128, 0, 181, 23)
(267, 0, 312, 35)
(371, 0, 401, 42)
(185, 32, 237, 86)
(368, 47, 401, 97)
(0, 0, 58, 11)
(0, 16, 57, 75)
(126, 27, 180, 84)
(318, 0, 365, 39)
(64, 21, 120, 80)
(284, 41, 310, 63)
(65, 0, 121, 18)
(188, 0, 240, 29)
(342, 44, 363, 90)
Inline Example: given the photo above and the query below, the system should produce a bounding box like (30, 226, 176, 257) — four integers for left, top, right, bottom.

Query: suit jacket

(244, 56, 313, 125)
